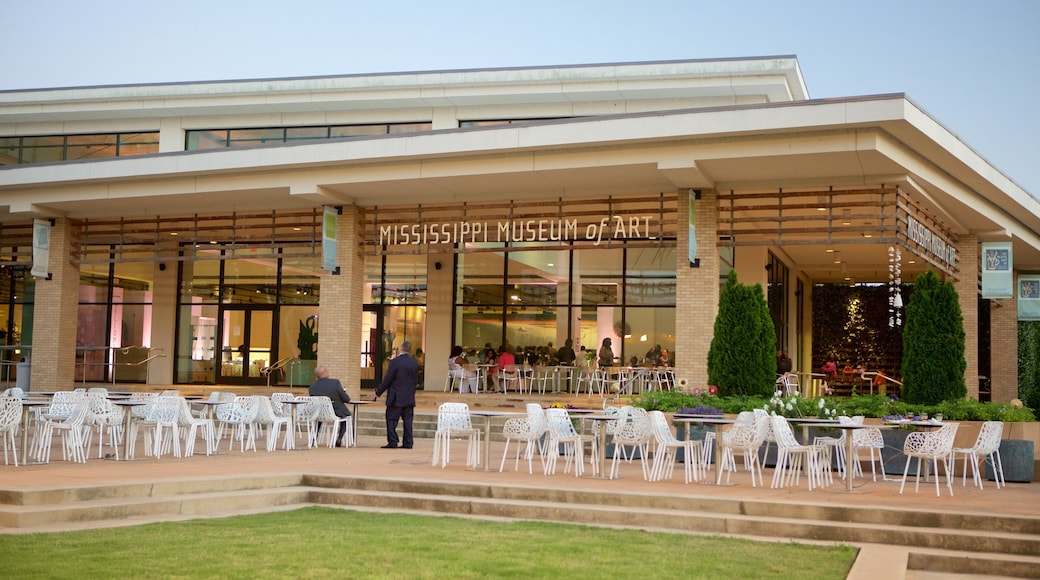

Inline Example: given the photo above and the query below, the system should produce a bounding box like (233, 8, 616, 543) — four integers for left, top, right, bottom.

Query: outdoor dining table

(671, 415, 736, 485)
(18, 398, 49, 466)
(825, 422, 895, 493)
(785, 417, 839, 444)
(345, 399, 373, 447)
(109, 399, 148, 460)
(467, 410, 523, 472)
(581, 413, 622, 479)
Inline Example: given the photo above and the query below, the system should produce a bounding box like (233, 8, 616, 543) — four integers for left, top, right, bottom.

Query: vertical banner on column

(322, 206, 338, 272)
(31, 218, 51, 278)
(1018, 274, 1040, 320)
(981, 242, 1013, 299)
(688, 192, 699, 267)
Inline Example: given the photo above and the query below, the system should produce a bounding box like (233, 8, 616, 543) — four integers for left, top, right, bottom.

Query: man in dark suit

(372, 340, 419, 449)
(309, 365, 351, 447)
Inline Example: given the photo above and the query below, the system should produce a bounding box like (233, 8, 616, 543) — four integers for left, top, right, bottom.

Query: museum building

(1, 56, 1036, 401)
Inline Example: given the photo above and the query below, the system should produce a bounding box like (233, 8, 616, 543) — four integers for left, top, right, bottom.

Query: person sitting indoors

(556, 338, 577, 366)
(448, 345, 478, 393)
(776, 350, 792, 374)
(657, 348, 672, 367)
(820, 359, 838, 378)
(481, 345, 499, 392)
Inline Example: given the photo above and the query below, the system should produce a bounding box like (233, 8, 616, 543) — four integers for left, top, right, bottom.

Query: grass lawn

(0, 507, 856, 579)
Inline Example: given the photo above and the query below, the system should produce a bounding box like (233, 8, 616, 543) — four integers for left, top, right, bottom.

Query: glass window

(625, 247, 676, 306)
(622, 307, 675, 366)
(457, 245, 505, 304)
(388, 122, 433, 134)
(330, 124, 387, 138)
(286, 126, 330, 142)
(0, 137, 19, 165)
(66, 134, 118, 161)
(20, 136, 64, 164)
(186, 130, 228, 150)
(228, 128, 285, 147)
(180, 258, 221, 303)
(118, 132, 160, 156)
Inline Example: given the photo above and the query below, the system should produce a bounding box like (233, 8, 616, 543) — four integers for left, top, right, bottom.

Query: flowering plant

(763, 390, 837, 419)
(677, 404, 723, 416)
(676, 377, 689, 390)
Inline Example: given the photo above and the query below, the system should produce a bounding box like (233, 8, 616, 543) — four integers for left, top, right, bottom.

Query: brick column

(29, 219, 80, 391)
(675, 189, 719, 390)
(317, 206, 364, 398)
(990, 275, 1019, 402)
(953, 234, 980, 400)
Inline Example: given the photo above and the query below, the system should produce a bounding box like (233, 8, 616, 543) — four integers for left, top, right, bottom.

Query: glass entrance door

(219, 306, 275, 384)
(361, 306, 383, 390)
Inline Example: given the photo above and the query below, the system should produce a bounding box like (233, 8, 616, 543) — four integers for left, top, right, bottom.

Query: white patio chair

(252, 396, 292, 452)
(84, 392, 124, 460)
(33, 397, 90, 464)
(431, 402, 480, 468)
(499, 365, 522, 394)
(609, 407, 653, 480)
(851, 420, 887, 481)
(140, 396, 182, 458)
(176, 396, 216, 456)
(953, 421, 1004, 490)
(499, 403, 549, 474)
(216, 396, 260, 452)
(770, 414, 828, 490)
(313, 396, 352, 448)
(648, 410, 702, 484)
(0, 397, 21, 466)
(813, 415, 854, 479)
(717, 412, 771, 487)
(543, 407, 587, 477)
(899, 422, 960, 497)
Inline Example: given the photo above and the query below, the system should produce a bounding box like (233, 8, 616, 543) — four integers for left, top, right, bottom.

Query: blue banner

(322, 206, 338, 272)
(981, 242, 1013, 299)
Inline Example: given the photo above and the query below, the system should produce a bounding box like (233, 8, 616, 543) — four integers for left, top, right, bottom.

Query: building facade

(1, 57, 1037, 400)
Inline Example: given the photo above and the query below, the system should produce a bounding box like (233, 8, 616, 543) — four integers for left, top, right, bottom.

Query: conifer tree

(708, 270, 776, 396)
(901, 270, 966, 403)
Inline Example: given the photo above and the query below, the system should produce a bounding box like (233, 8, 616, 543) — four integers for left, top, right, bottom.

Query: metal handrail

(76, 345, 166, 385)
(260, 356, 298, 387)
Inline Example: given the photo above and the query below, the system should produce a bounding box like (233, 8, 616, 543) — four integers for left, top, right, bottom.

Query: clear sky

(4, 0, 1038, 196)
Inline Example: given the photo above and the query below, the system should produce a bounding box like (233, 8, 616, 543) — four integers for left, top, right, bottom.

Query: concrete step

(3, 473, 1039, 572)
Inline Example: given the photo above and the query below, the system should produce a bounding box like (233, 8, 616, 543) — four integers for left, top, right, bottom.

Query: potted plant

(290, 315, 318, 386)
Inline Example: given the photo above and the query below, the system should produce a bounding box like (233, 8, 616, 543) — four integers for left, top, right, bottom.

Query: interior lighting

(639, 334, 647, 342)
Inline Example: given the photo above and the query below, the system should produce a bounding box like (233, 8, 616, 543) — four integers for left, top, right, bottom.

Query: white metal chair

(648, 410, 702, 484)
(0, 397, 21, 466)
(953, 421, 1005, 490)
(609, 406, 653, 480)
(176, 396, 216, 456)
(543, 407, 588, 477)
(813, 416, 854, 479)
(313, 396, 353, 448)
(717, 412, 771, 486)
(851, 421, 888, 481)
(33, 397, 90, 464)
(431, 402, 480, 468)
(141, 396, 182, 458)
(899, 422, 960, 497)
(499, 365, 522, 394)
(499, 403, 549, 473)
(216, 396, 260, 452)
(253, 396, 293, 451)
(84, 392, 124, 460)
(770, 414, 828, 490)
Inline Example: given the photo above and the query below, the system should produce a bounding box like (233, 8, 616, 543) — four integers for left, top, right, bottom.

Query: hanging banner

(31, 219, 51, 278)
(1017, 274, 1040, 321)
(688, 192, 698, 267)
(981, 242, 1013, 299)
(322, 206, 338, 272)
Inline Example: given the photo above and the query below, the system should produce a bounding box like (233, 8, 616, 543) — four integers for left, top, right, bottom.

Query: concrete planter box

(989, 439, 1034, 483)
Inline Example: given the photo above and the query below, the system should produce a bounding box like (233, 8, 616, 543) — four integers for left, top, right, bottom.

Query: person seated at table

(597, 337, 615, 368)
(308, 365, 351, 447)
(657, 348, 672, 367)
(448, 345, 479, 394)
(820, 359, 837, 378)
(481, 346, 499, 392)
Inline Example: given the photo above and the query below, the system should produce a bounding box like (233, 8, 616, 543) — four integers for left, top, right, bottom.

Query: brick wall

(29, 219, 80, 391)
(675, 189, 719, 389)
(990, 274, 1019, 402)
(954, 234, 980, 400)
(317, 206, 364, 398)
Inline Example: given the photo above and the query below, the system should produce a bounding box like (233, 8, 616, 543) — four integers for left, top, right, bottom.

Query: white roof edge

(0, 56, 808, 102)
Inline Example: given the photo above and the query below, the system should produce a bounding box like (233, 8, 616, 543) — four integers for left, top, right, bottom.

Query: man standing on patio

(372, 341, 419, 449)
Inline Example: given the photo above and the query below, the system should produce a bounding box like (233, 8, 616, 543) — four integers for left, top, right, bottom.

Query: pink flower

(708, 385, 719, 395)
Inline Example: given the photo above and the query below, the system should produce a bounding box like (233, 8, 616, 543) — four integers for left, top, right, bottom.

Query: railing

(0, 345, 31, 387)
(859, 371, 903, 396)
(76, 346, 166, 385)
(260, 356, 299, 387)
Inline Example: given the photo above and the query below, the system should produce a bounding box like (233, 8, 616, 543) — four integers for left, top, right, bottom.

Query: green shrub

(707, 271, 775, 397)
(901, 271, 966, 404)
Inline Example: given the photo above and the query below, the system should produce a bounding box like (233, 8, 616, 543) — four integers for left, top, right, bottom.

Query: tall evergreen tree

(708, 270, 776, 397)
(901, 270, 966, 403)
